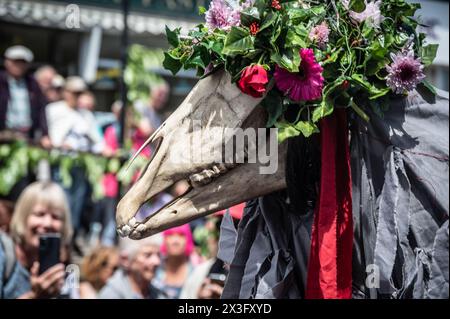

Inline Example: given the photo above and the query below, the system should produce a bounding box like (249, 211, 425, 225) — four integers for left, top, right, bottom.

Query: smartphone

(38, 233, 61, 275)
(208, 273, 227, 286)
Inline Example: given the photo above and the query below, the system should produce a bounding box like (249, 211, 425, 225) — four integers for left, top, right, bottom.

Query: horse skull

(116, 70, 287, 239)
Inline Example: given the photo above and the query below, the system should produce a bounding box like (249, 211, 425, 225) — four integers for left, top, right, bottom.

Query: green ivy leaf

(288, 6, 325, 23)
(291, 49, 301, 71)
(244, 49, 263, 60)
(240, 7, 260, 26)
(189, 30, 207, 39)
(198, 6, 207, 15)
(163, 52, 182, 75)
(276, 122, 301, 143)
(259, 12, 277, 32)
(286, 28, 306, 48)
(165, 26, 180, 47)
(349, 0, 366, 13)
(261, 90, 284, 128)
(365, 59, 388, 76)
(369, 87, 391, 100)
(322, 49, 342, 66)
(222, 27, 254, 56)
(312, 98, 334, 123)
(288, 8, 309, 22)
(421, 44, 439, 67)
(350, 74, 390, 99)
(253, 0, 267, 11)
(271, 48, 301, 73)
(369, 39, 389, 60)
(209, 41, 224, 56)
(418, 80, 437, 96)
(295, 121, 320, 137)
(185, 45, 210, 69)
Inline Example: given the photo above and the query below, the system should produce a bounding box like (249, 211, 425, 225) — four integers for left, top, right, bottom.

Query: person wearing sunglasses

(79, 246, 120, 299)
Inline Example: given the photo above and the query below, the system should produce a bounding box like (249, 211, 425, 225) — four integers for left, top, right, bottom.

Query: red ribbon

(306, 109, 353, 299)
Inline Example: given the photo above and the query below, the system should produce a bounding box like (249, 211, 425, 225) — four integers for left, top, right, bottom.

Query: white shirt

(46, 100, 104, 153)
(6, 76, 31, 130)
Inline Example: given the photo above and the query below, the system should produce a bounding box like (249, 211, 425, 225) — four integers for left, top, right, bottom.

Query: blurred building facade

(0, 0, 204, 111)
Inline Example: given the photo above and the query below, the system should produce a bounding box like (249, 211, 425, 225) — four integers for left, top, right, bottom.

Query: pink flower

(205, 0, 241, 31)
(386, 50, 425, 94)
(309, 22, 330, 47)
(274, 48, 324, 102)
(343, 0, 384, 28)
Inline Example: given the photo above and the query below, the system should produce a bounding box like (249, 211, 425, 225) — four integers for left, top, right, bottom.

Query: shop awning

(0, 0, 198, 35)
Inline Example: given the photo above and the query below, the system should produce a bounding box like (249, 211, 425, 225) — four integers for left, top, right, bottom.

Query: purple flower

(205, 0, 241, 31)
(309, 22, 330, 48)
(386, 50, 426, 94)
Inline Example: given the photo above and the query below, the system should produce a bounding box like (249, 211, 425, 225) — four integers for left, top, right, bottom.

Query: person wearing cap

(0, 45, 51, 148)
(98, 235, 166, 299)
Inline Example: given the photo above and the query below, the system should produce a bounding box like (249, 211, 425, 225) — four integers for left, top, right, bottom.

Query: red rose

(237, 65, 269, 98)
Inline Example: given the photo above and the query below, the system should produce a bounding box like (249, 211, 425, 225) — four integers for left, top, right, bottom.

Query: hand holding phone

(198, 275, 225, 299)
(208, 273, 226, 286)
(38, 233, 61, 275)
(29, 262, 65, 299)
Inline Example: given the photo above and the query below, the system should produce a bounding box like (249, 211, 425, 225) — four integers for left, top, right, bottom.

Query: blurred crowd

(0, 45, 240, 299)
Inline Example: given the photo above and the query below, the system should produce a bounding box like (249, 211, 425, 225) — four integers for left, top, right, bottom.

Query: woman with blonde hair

(0, 181, 73, 298)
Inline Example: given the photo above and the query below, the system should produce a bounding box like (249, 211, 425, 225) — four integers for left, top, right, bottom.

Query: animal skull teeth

(188, 163, 238, 188)
(120, 164, 240, 237)
(135, 224, 147, 233)
(128, 217, 137, 228)
(120, 225, 132, 237)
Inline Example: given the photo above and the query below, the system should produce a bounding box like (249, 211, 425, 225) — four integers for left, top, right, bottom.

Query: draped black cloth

(219, 88, 449, 299)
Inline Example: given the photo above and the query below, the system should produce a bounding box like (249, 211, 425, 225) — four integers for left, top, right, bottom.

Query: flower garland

(163, 0, 438, 141)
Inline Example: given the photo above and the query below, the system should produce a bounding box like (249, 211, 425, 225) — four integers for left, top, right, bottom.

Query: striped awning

(0, 0, 198, 35)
